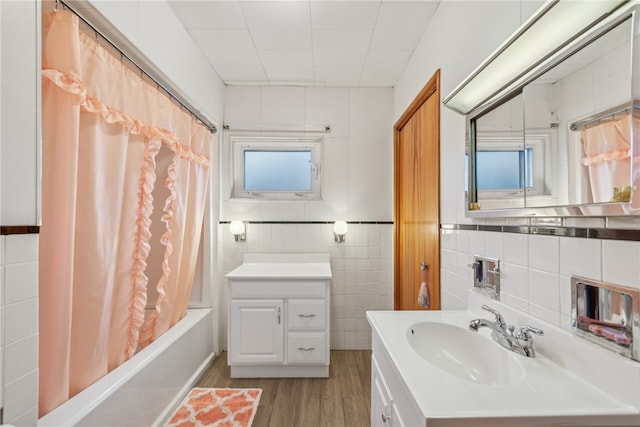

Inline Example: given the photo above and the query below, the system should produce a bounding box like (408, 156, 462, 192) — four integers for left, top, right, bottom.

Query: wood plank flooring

(195, 351, 372, 427)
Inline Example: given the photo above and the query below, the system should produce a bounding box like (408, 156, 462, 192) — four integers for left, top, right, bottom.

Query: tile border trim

(1, 225, 40, 235)
(441, 223, 640, 241)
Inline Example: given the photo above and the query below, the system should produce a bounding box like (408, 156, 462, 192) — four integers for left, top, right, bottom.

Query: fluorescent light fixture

(333, 221, 348, 243)
(229, 220, 246, 242)
(443, 0, 627, 114)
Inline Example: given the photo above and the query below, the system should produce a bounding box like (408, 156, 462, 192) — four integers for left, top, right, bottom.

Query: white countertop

(226, 253, 332, 280)
(367, 294, 640, 425)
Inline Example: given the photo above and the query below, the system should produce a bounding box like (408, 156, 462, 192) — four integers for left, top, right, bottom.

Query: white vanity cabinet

(371, 332, 422, 427)
(226, 254, 331, 378)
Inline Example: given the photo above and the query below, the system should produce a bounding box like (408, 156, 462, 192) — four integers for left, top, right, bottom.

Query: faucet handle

(516, 325, 544, 342)
(481, 305, 506, 328)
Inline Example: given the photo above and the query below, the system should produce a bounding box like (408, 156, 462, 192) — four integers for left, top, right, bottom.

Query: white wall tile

(468, 230, 485, 256)
(559, 237, 601, 280)
(347, 88, 393, 220)
(501, 262, 529, 302)
(602, 240, 640, 288)
(4, 334, 37, 384)
(305, 88, 349, 138)
(4, 234, 37, 265)
(1, 0, 38, 225)
(0, 235, 5, 265)
(528, 269, 560, 314)
(224, 86, 261, 125)
(440, 229, 456, 251)
(503, 233, 529, 266)
(7, 404, 38, 427)
(261, 86, 305, 125)
(529, 302, 561, 326)
(455, 229, 470, 254)
(3, 369, 37, 423)
(528, 235, 559, 273)
(558, 274, 573, 318)
(484, 231, 504, 261)
(4, 262, 37, 305)
(4, 299, 37, 345)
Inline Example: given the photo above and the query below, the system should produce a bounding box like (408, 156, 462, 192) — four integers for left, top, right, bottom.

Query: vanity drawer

(287, 332, 327, 363)
(288, 299, 326, 330)
(229, 280, 327, 299)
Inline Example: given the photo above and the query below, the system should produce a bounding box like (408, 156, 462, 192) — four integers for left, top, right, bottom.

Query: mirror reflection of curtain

(39, 11, 211, 416)
(580, 113, 632, 202)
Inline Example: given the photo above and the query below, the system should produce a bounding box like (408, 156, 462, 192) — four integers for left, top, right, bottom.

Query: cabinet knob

(381, 412, 391, 423)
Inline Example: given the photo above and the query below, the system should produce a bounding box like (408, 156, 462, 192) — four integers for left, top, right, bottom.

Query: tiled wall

(1, 235, 39, 425)
(440, 228, 640, 329)
(218, 223, 393, 350)
(0, 2, 224, 425)
(396, 0, 640, 339)
(219, 86, 394, 351)
(1, 1, 40, 425)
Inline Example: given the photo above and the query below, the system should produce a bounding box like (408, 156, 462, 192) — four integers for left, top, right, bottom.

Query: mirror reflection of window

(476, 149, 532, 190)
(466, 11, 636, 214)
(470, 93, 526, 209)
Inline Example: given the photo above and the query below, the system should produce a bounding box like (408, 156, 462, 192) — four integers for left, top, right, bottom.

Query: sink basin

(407, 321, 525, 386)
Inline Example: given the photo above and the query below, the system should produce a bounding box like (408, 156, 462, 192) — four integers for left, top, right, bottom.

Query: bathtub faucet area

(469, 305, 544, 358)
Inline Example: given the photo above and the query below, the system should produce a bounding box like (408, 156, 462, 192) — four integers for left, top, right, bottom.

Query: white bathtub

(38, 308, 215, 427)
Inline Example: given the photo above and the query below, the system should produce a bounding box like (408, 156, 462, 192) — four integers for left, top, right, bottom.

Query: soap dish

(571, 275, 640, 361)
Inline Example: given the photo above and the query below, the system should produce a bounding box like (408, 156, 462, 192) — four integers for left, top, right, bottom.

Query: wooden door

(394, 70, 440, 310)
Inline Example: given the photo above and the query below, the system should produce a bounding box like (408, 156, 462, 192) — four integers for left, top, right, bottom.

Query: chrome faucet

(469, 305, 544, 357)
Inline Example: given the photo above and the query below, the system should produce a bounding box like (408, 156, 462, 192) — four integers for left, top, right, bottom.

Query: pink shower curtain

(581, 114, 633, 203)
(39, 11, 211, 416)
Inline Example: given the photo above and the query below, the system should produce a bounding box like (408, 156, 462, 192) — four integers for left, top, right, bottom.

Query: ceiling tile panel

(168, 1, 246, 29)
(311, 1, 381, 29)
(369, 2, 438, 50)
(189, 28, 262, 67)
(170, 0, 442, 86)
(313, 66, 362, 86)
(241, 1, 312, 50)
(259, 50, 314, 82)
(312, 29, 372, 67)
(360, 50, 413, 83)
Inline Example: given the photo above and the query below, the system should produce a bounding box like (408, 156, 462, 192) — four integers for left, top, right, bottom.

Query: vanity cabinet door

(372, 355, 394, 427)
(229, 299, 284, 364)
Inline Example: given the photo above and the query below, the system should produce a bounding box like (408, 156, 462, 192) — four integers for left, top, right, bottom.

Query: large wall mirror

(466, 3, 639, 217)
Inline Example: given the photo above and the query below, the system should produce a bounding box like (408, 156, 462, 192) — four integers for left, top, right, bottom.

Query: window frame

(474, 131, 547, 199)
(231, 136, 323, 200)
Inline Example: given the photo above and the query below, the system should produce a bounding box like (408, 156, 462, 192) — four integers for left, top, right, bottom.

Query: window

(232, 137, 322, 199)
(468, 131, 548, 199)
(476, 148, 533, 190)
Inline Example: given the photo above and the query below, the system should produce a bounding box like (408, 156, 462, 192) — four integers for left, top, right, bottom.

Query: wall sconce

(229, 220, 246, 242)
(333, 221, 348, 243)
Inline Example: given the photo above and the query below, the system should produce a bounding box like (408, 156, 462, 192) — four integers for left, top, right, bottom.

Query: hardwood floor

(195, 351, 372, 427)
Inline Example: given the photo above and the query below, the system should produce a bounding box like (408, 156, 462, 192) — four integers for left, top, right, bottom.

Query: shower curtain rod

(222, 124, 332, 134)
(55, 0, 218, 134)
(570, 103, 638, 131)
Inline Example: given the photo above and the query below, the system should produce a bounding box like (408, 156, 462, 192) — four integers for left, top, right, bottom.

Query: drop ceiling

(168, 0, 440, 87)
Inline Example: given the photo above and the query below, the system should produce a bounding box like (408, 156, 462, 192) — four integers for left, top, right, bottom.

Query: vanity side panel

(371, 332, 425, 427)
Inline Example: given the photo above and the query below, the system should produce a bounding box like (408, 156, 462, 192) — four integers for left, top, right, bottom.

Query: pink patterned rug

(166, 387, 262, 427)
